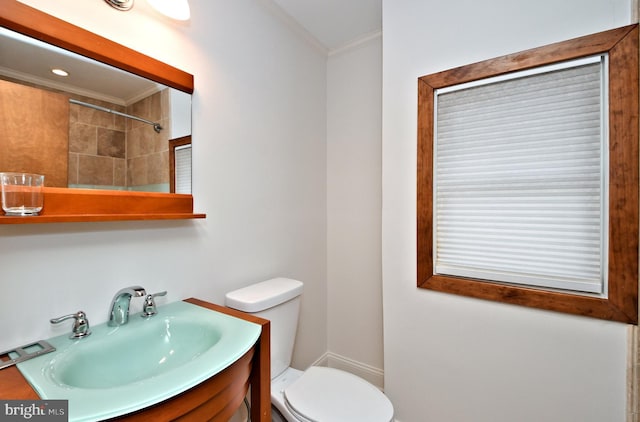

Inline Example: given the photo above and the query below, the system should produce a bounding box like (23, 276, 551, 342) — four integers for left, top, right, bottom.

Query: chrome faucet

(142, 291, 167, 317)
(50, 310, 91, 339)
(108, 286, 146, 326)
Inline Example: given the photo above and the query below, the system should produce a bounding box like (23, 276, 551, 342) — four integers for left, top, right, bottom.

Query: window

(169, 136, 192, 194)
(174, 144, 192, 194)
(417, 25, 638, 323)
(435, 57, 607, 294)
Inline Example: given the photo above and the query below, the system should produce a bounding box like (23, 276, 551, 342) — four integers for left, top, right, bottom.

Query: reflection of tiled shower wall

(126, 89, 170, 190)
(68, 96, 126, 187)
(68, 89, 170, 190)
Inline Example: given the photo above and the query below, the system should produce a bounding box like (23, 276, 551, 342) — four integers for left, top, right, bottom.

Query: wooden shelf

(0, 188, 206, 224)
(0, 213, 206, 224)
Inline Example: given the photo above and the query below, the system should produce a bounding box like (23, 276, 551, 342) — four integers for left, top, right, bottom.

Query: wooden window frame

(417, 25, 639, 324)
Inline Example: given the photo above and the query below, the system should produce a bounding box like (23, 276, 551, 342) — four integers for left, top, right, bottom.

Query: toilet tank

(225, 278, 304, 379)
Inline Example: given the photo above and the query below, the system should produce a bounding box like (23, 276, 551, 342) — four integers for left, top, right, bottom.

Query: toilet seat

(283, 366, 394, 422)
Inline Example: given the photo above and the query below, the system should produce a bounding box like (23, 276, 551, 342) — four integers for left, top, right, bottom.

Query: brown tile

(152, 129, 169, 153)
(114, 158, 126, 187)
(127, 91, 163, 129)
(161, 88, 170, 120)
(75, 103, 114, 128)
(69, 103, 79, 123)
(127, 156, 148, 186)
(67, 153, 79, 185)
(97, 128, 126, 158)
(71, 97, 126, 130)
(69, 123, 97, 154)
(147, 151, 169, 184)
(149, 91, 162, 121)
(128, 126, 156, 158)
(77, 155, 114, 186)
(161, 117, 171, 140)
(114, 113, 126, 131)
(127, 99, 149, 131)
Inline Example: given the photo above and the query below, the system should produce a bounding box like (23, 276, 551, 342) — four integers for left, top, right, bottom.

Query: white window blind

(175, 144, 192, 194)
(433, 56, 607, 294)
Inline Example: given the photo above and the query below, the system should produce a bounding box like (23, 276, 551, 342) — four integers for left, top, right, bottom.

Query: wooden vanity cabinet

(0, 299, 271, 422)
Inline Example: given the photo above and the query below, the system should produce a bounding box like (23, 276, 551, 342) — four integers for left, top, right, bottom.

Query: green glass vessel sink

(17, 301, 261, 422)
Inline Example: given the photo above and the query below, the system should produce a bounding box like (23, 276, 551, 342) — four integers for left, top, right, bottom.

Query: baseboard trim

(311, 351, 385, 390)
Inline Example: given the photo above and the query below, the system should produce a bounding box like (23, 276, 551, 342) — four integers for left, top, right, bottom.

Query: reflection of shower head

(153, 123, 163, 133)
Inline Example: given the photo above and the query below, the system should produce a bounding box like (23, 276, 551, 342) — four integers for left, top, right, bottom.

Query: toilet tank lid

(225, 278, 303, 313)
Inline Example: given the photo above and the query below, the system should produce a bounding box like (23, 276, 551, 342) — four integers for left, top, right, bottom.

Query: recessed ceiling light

(51, 68, 69, 77)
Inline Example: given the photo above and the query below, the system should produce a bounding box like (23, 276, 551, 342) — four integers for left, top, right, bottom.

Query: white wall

(327, 36, 384, 377)
(382, 1, 633, 421)
(3, 0, 327, 371)
(169, 90, 191, 139)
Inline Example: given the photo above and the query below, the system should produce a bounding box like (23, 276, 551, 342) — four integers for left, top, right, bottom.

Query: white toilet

(225, 277, 394, 422)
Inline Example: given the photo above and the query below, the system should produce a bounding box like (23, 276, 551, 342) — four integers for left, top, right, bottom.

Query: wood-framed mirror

(0, 0, 205, 223)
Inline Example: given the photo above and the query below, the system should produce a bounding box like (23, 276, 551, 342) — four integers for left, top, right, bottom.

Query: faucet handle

(141, 291, 167, 318)
(50, 311, 91, 339)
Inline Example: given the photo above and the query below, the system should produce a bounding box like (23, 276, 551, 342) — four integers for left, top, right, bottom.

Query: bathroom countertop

(0, 299, 272, 422)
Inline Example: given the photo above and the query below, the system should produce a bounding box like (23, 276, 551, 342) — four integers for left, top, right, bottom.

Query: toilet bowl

(225, 278, 394, 422)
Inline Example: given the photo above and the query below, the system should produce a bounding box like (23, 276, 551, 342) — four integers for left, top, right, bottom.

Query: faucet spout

(108, 286, 146, 326)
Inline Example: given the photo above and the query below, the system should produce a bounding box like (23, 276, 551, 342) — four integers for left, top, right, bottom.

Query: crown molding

(329, 30, 382, 57)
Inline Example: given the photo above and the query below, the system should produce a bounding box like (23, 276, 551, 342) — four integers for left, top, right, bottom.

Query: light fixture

(51, 68, 69, 77)
(146, 0, 190, 21)
(103, 0, 190, 21)
(104, 0, 133, 11)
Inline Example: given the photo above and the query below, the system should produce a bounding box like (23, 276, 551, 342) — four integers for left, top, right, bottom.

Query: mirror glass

(0, 27, 192, 194)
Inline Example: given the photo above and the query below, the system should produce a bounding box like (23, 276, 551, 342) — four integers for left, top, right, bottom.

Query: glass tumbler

(0, 172, 45, 216)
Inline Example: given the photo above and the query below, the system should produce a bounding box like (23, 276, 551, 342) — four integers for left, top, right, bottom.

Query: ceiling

(271, 0, 382, 51)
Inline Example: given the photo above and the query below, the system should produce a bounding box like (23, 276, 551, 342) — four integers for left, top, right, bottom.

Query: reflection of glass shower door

(0, 79, 69, 187)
